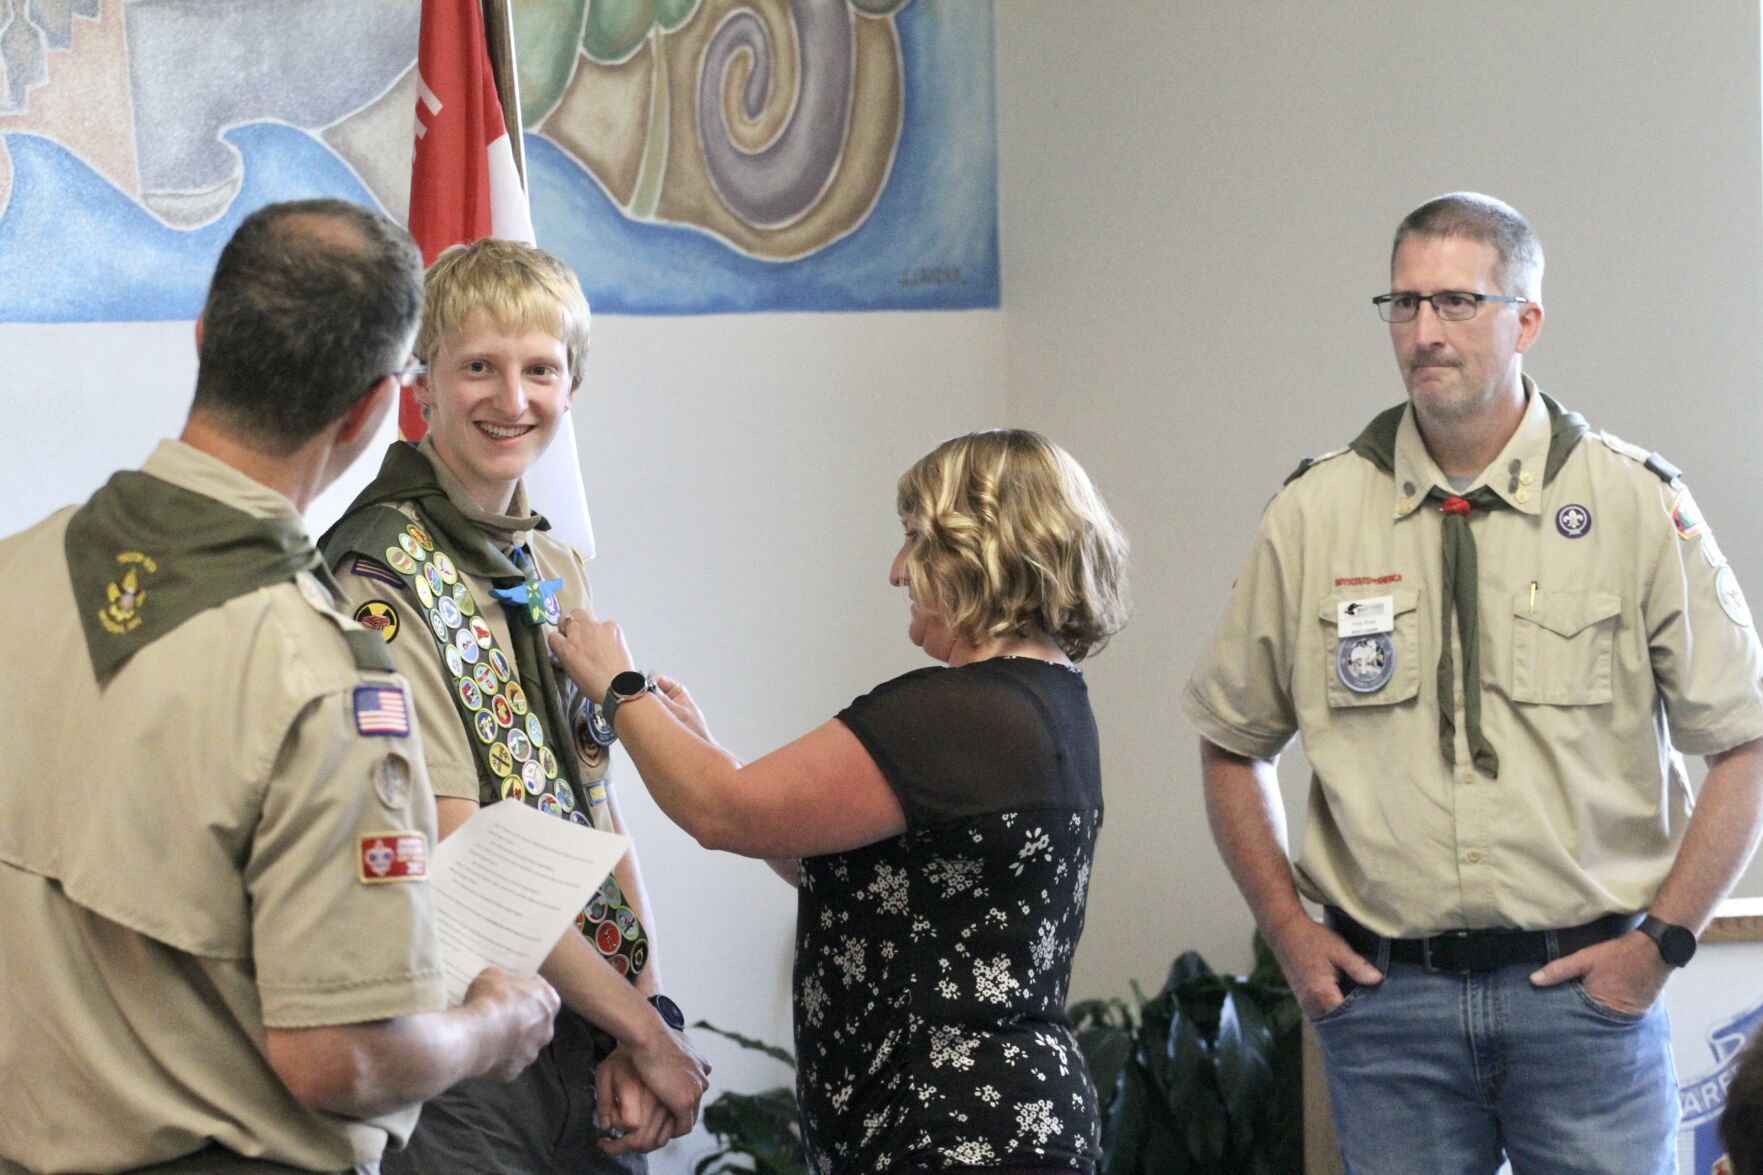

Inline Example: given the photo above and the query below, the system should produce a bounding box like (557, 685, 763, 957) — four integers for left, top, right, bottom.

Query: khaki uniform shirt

(331, 441, 612, 816)
(1184, 385, 1763, 937)
(0, 441, 444, 1173)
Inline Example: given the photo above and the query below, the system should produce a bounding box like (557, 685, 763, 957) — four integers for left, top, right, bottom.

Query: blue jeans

(1311, 938, 1679, 1174)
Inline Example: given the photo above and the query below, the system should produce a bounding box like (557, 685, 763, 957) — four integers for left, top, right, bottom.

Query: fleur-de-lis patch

(99, 551, 158, 634)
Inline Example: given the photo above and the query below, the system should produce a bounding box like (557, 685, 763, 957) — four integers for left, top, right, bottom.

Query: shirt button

(1514, 489, 1531, 504)
(1461, 772, 1475, 784)
(1520, 471, 1535, 485)
(1466, 850, 1483, 863)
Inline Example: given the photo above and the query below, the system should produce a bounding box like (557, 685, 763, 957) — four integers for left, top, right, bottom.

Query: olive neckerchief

(322, 444, 650, 981)
(66, 470, 326, 680)
(1347, 394, 1589, 778)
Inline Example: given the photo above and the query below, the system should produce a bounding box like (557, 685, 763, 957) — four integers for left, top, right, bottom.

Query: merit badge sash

(325, 504, 650, 981)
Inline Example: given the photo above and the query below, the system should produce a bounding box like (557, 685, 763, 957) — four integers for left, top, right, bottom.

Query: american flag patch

(354, 686, 409, 737)
(351, 556, 406, 589)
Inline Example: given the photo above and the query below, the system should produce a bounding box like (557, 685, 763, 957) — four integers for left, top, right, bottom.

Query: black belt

(1325, 907, 1642, 974)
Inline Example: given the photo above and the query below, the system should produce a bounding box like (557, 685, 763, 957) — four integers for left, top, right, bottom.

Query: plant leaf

(692, 1020, 797, 1068)
(1215, 987, 1275, 1157)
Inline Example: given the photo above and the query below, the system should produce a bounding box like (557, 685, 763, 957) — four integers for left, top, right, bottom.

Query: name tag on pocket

(1337, 595, 1394, 636)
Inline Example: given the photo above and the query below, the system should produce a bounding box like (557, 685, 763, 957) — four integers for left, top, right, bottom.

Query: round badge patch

(1554, 504, 1591, 539)
(503, 777, 527, 802)
(507, 727, 532, 762)
(523, 760, 545, 794)
(406, 522, 434, 552)
(398, 533, 427, 563)
(1717, 564, 1753, 627)
(488, 742, 514, 777)
(1336, 632, 1396, 693)
(474, 709, 498, 744)
(586, 702, 615, 747)
(414, 573, 435, 609)
(492, 693, 514, 728)
(445, 645, 465, 678)
(526, 712, 545, 748)
(437, 596, 463, 629)
(629, 942, 647, 972)
(373, 753, 413, 809)
(538, 792, 561, 816)
(556, 777, 573, 807)
(570, 809, 591, 826)
(433, 552, 458, 585)
(354, 600, 400, 643)
(539, 746, 559, 779)
(506, 682, 529, 716)
(454, 583, 475, 617)
(470, 617, 494, 647)
(424, 562, 444, 596)
(386, 547, 416, 575)
(614, 906, 638, 937)
(473, 663, 498, 696)
(455, 627, 480, 664)
(458, 677, 482, 710)
(586, 890, 608, 921)
(488, 648, 511, 683)
(427, 609, 447, 642)
(596, 921, 622, 955)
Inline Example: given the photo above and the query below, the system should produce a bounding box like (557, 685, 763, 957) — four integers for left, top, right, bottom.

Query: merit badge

(357, 831, 428, 883)
(469, 616, 494, 647)
(1336, 633, 1395, 694)
(350, 556, 404, 589)
(433, 552, 458, 585)
(570, 809, 591, 826)
(445, 645, 465, 678)
(373, 753, 413, 809)
(437, 596, 463, 629)
(424, 562, 445, 596)
(385, 546, 416, 575)
(1671, 489, 1705, 540)
(354, 600, 399, 643)
(488, 648, 511, 682)
(457, 677, 483, 710)
(539, 745, 558, 779)
(522, 759, 545, 794)
(502, 777, 526, 802)
(455, 627, 480, 664)
(1554, 504, 1592, 539)
(507, 727, 532, 762)
(398, 533, 427, 563)
(492, 693, 514, 728)
(526, 712, 545, 748)
(615, 906, 638, 937)
(414, 572, 435, 609)
(474, 709, 498, 744)
(587, 889, 609, 921)
(505, 682, 529, 716)
(427, 609, 447, 642)
(406, 522, 434, 552)
(538, 792, 561, 816)
(556, 778, 573, 807)
(596, 921, 622, 955)
(629, 941, 648, 973)
(353, 686, 410, 737)
(610, 955, 630, 977)
(454, 583, 476, 617)
(473, 663, 498, 696)
(488, 741, 515, 777)
(1717, 565, 1753, 627)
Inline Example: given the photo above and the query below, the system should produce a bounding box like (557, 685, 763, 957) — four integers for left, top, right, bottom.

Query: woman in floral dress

(549, 429, 1130, 1173)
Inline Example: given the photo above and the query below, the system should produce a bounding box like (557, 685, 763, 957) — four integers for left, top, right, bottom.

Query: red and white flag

(407, 0, 595, 558)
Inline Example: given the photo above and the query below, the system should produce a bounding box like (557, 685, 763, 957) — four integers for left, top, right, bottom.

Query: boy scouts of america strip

(354, 686, 411, 736)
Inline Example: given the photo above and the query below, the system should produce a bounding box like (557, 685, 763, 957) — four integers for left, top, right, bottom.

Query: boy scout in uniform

(0, 201, 560, 1173)
(1186, 193, 1763, 1172)
(323, 238, 708, 1171)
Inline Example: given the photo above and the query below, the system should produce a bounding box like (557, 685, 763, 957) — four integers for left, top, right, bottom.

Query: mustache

(1407, 353, 1463, 369)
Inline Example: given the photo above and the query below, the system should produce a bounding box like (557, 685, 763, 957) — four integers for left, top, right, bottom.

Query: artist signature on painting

(899, 265, 965, 287)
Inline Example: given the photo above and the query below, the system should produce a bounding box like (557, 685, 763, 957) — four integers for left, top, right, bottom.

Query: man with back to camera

(1184, 192, 1763, 1172)
(0, 199, 560, 1174)
(323, 237, 709, 1171)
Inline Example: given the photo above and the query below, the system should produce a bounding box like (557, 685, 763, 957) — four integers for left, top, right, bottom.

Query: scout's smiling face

(416, 307, 576, 514)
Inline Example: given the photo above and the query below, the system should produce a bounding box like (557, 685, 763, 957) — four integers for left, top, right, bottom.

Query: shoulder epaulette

(343, 627, 396, 673)
(1599, 431, 1683, 486)
(1283, 447, 1348, 486)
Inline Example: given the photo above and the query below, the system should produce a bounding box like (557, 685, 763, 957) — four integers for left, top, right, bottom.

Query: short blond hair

(416, 238, 591, 386)
(895, 430, 1129, 661)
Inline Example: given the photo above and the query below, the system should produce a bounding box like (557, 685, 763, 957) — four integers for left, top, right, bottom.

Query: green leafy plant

(1069, 936, 1303, 1174)
(690, 1022, 808, 1175)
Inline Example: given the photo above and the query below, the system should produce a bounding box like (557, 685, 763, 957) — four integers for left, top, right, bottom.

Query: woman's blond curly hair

(895, 430, 1129, 661)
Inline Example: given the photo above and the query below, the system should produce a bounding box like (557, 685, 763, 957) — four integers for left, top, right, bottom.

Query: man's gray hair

(1392, 192, 1544, 299)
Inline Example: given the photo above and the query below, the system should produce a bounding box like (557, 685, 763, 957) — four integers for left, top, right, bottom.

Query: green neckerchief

(66, 471, 323, 680)
(322, 443, 651, 982)
(1348, 394, 1590, 777)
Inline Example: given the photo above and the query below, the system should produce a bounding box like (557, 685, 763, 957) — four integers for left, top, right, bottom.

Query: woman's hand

(653, 674, 713, 741)
(546, 606, 636, 702)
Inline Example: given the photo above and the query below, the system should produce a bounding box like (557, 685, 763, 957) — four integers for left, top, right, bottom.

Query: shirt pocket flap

(1517, 590, 1621, 638)
(1318, 586, 1421, 626)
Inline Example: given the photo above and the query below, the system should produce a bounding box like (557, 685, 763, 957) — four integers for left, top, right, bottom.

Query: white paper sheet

(429, 799, 630, 1007)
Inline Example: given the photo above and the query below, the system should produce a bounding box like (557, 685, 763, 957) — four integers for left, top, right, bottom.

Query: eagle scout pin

(357, 831, 428, 883)
(1555, 504, 1592, 538)
(354, 600, 399, 643)
(373, 753, 413, 809)
(1337, 633, 1395, 693)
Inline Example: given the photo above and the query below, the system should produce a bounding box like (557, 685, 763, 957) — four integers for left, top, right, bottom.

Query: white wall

(994, 0, 1763, 998)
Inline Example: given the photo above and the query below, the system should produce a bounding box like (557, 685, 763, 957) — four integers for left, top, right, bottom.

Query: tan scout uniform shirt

(0, 441, 444, 1173)
(331, 441, 612, 814)
(1184, 385, 1763, 938)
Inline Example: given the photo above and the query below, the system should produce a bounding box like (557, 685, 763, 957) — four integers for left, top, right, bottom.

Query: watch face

(1660, 925, 1697, 967)
(611, 670, 649, 699)
(650, 994, 685, 1030)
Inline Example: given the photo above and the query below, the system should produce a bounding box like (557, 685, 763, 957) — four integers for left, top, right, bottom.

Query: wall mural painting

(0, 0, 997, 322)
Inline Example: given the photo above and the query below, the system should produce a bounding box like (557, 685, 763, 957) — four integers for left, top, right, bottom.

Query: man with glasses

(1185, 192, 1763, 1172)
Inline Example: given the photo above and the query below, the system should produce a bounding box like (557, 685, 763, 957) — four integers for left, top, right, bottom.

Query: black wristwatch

(648, 993, 685, 1031)
(1638, 914, 1697, 968)
(603, 670, 654, 729)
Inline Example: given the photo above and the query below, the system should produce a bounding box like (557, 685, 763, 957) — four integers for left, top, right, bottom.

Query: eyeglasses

(1372, 291, 1530, 323)
(390, 357, 428, 387)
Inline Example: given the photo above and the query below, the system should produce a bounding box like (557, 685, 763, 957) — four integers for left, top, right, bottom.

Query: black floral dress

(795, 657, 1104, 1173)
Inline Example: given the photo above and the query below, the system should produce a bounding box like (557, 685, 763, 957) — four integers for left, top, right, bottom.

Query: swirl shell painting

(0, 0, 996, 319)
